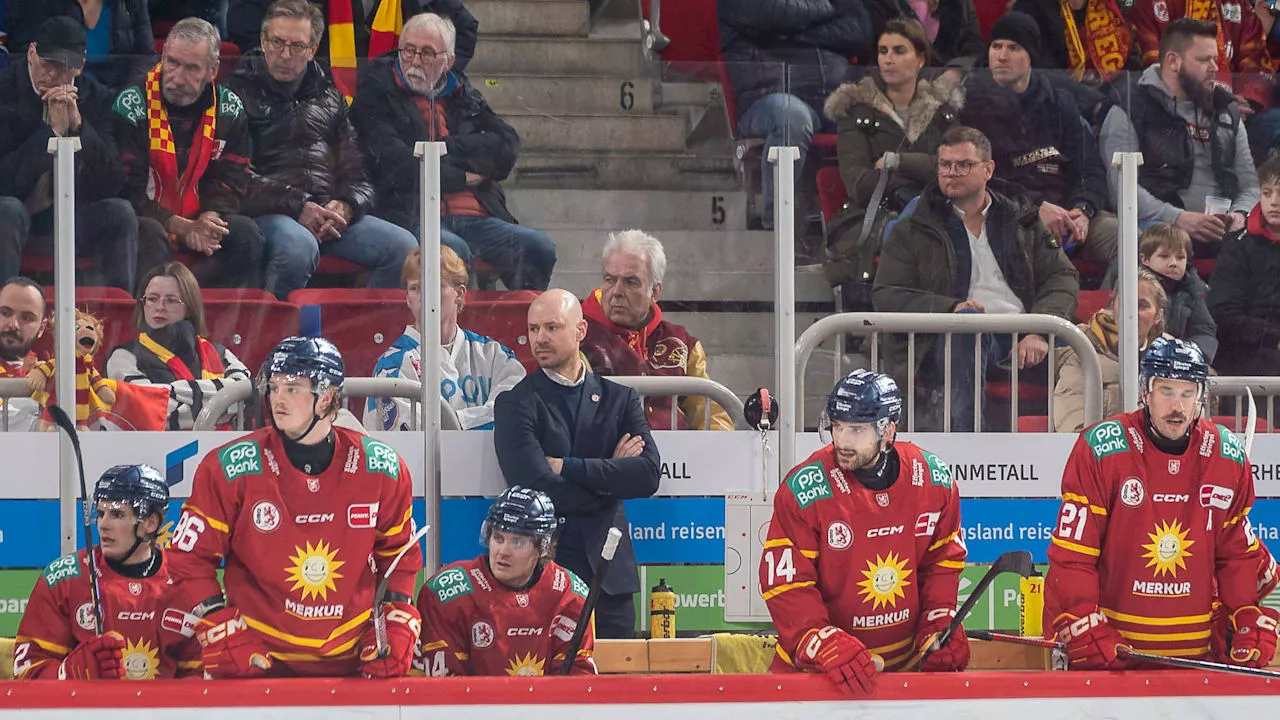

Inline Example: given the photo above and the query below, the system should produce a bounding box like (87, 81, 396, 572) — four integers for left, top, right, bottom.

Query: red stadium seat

(289, 289, 413, 378)
(1075, 289, 1111, 323)
(460, 297, 538, 372)
(201, 288, 275, 302)
(1017, 415, 1049, 433)
(42, 287, 133, 302)
(1212, 415, 1268, 433)
(1071, 258, 1107, 283)
(202, 298, 300, 373)
(640, 0, 721, 72)
(816, 165, 848, 226)
(1192, 259, 1215, 281)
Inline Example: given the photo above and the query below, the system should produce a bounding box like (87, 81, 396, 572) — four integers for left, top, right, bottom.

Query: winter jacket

(1207, 207, 1280, 374)
(224, 54, 376, 220)
(1053, 326, 1122, 433)
(7, 0, 154, 90)
(824, 73, 962, 211)
(1154, 267, 1218, 362)
(1100, 65, 1259, 226)
(960, 69, 1109, 216)
(0, 59, 124, 206)
(350, 55, 521, 234)
(863, 0, 986, 66)
(717, 0, 873, 125)
(872, 181, 1080, 381)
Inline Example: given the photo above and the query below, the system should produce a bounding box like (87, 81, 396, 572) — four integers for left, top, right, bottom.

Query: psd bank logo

(166, 440, 199, 488)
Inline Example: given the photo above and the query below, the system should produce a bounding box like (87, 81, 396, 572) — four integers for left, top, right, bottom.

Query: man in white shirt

(0, 277, 46, 431)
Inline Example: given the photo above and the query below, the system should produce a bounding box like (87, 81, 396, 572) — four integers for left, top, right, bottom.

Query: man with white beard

(351, 13, 557, 292)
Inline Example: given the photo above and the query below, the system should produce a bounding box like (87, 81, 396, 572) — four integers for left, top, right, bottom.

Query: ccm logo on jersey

(915, 512, 940, 537)
(161, 608, 199, 638)
(1200, 485, 1235, 510)
(1152, 494, 1189, 503)
(117, 611, 155, 622)
(867, 525, 904, 538)
(507, 627, 544, 636)
(296, 513, 334, 524)
(348, 503, 379, 529)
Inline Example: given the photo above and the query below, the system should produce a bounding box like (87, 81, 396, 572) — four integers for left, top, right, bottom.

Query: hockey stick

(559, 526, 623, 675)
(914, 551, 1035, 667)
(373, 523, 431, 659)
(1244, 387, 1258, 456)
(1117, 645, 1280, 679)
(47, 404, 106, 637)
(966, 629, 1063, 650)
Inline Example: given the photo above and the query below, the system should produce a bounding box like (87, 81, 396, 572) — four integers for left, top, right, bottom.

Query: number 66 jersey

(1045, 410, 1270, 659)
(760, 442, 966, 672)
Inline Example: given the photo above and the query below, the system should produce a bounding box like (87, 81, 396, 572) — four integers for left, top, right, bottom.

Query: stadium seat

(1017, 415, 1049, 433)
(1192, 259, 1215, 281)
(290, 289, 413, 378)
(1212, 415, 1268, 433)
(32, 297, 137, 361)
(816, 165, 847, 227)
(1071, 258, 1107, 285)
(42, 287, 132, 302)
(1075, 289, 1110, 323)
(201, 288, 275, 302)
(460, 297, 539, 372)
(202, 298, 300, 373)
(640, 0, 720, 73)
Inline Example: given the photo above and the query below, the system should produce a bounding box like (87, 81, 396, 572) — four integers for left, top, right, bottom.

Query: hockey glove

(915, 608, 970, 672)
(195, 607, 273, 679)
(795, 625, 879, 697)
(358, 601, 422, 679)
(1224, 605, 1279, 668)
(59, 630, 125, 680)
(1053, 604, 1129, 670)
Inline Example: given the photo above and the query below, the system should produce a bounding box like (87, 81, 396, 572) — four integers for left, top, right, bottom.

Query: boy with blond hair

(1136, 224, 1217, 362)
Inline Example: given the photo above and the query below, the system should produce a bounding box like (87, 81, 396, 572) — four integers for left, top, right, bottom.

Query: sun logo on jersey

(857, 552, 913, 610)
(1142, 519, 1195, 578)
(154, 520, 175, 550)
(122, 637, 159, 680)
(285, 540, 346, 600)
(506, 652, 546, 676)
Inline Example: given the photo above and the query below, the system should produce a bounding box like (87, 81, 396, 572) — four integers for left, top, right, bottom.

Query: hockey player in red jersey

(167, 336, 423, 678)
(1045, 337, 1279, 670)
(15, 464, 200, 679)
(761, 370, 968, 697)
(415, 486, 596, 676)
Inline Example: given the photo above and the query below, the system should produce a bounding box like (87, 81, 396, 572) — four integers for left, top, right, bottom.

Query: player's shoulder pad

(784, 460, 834, 510)
(42, 553, 83, 590)
(1212, 424, 1247, 466)
(426, 564, 474, 605)
(360, 436, 401, 479)
(561, 567, 590, 600)
(216, 85, 244, 119)
(216, 438, 265, 482)
(916, 447, 953, 488)
(111, 86, 146, 126)
(1083, 419, 1130, 460)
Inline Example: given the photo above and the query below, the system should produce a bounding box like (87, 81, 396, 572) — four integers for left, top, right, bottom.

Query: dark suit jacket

(493, 369, 661, 596)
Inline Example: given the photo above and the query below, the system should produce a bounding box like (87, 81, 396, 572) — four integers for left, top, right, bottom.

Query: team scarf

(138, 332, 226, 381)
(1184, 0, 1233, 74)
(1060, 0, 1132, 81)
(329, 0, 359, 100)
(369, 0, 403, 58)
(145, 64, 217, 220)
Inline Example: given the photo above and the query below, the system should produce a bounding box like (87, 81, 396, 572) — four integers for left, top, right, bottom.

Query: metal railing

(1210, 377, 1280, 433)
(608, 376, 747, 430)
(195, 378, 462, 431)
(0, 378, 32, 432)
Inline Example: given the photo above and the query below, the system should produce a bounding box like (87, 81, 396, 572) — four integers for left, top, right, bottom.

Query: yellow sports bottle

(650, 578, 676, 639)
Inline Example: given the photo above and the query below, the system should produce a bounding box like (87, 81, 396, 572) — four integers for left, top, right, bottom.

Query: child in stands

(1136, 224, 1217, 364)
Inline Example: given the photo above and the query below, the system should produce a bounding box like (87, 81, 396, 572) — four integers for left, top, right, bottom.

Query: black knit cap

(34, 17, 87, 69)
(989, 12, 1041, 63)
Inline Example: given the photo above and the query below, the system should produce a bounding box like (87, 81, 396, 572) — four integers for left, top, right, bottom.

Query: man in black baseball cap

(31, 16, 87, 71)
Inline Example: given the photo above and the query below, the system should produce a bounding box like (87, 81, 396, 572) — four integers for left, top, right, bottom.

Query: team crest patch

(876, 492, 890, 507)
(1169, 460, 1181, 474)
(1087, 421, 1129, 459)
(76, 602, 96, 631)
(787, 462, 833, 509)
(1153, 0, 1169, 20)
(516, 593, 530, 607)
(219, 440, 262, 481)
(472, 621, 495, 648)
(362, 437, 400, 479)
(129, 582, 143, 596)
(1120, 478, 1145, 507)
(252, 500, 280, 533)
(306, 477, 321, 493)
(827, 521, 853, 550)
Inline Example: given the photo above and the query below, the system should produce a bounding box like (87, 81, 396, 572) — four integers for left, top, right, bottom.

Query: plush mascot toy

(28, 309, 117, 429)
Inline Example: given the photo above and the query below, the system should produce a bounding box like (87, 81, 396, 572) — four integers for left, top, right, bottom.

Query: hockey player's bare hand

(612, 433, 644, 459)
(1053, 604, 1129, 670)
(359, 601, 422, 678)
(60, 630, 125, 679)
(1224, 605, 1279, 668)
(195, 607, 274, 678)
(915, 608, 969, 672)
(795, 625, 878, 697)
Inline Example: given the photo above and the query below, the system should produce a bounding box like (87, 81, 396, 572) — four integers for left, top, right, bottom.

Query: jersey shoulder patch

(216, 85, 244, 118)
(1085, 420, 1129, 459)
(427, 566, 474, 604)
(112, 86, 147, 126)
(361, 436, 400, 479)
(567, 569, 589, 600)
(42, 553, 82, 590)
(786, 460, 834, 509)
(218, 439, 263, 481)
(1216, 424, 1246, 465)
(920, 449, 952, 488)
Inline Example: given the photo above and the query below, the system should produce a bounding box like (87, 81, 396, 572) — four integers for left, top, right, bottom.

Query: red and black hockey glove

(358, 601, 422, 679)
(1224, 605, 1279, 668)
(60, 630, 125, 680)
(1053, 604, 1129, 670)
(915, 608, 970, 672)
(795, 625, 879, 697)
(195, 607, 274, 679)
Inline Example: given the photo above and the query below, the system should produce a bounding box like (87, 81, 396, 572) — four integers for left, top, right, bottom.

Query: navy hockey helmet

(94, 464, 169, 533)
(258, 336, 345, 396)
(825, 369, 903, 427)
(481, 486, 559, 553)
(1140, 337, 1208, 393)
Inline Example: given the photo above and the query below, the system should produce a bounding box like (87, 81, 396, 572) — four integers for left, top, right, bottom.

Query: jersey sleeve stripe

(1101, 608, 1212, 625)
(773, 643, 796, 668)
(15, 635, 70, 655)
(800, 549, 820, 559)
(1116, 628, 1211, 642)
(763, 538, 793, 549)
(378, 508, 414, 538)
(928, 531, 959, 552)
(245, 610, 370, 649)
(422, 640, 449, 652)
(1050, 536, 1101, 557)
(177, 660, 202, 669)
(935, 559, 967, 569)
(1062, 492, 1108, 515)
(269, 649, 360, 662)
(760, 580, 816, 601)
(183, 504, 231, 533)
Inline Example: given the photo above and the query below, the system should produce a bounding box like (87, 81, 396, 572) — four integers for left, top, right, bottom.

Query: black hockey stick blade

(1117, 645, 1280, 679)
(967, 629, 1063, 650)
(47, 404, 106, 636)
(559, 526, 623, 675)
(935, 551, 1035, 652)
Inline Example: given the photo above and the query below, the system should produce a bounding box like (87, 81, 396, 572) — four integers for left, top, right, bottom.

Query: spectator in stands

(872, 126, 1079, 431)
(960, 13, 1119, 264)
(1053, 267, 1167, 432)
(112, 17, 266, 289)
(717, 0, 874, 235)
(0, 277, 46, 432)
(0, 18, 139, 291)
(1100, 19, 1260, 259)
(365, 246, 525, 431)
(493, 289, 660, 638)
(1132, 223, 1217, 361)
(863, 0, 985, 67)
(580, 230, 734, 431)
(8, 0, 155, 90)
(352, 13, 556, 291)
(105, 261, 250, 430)
(825, 18, 962, 215)
(225, 0, 419, 300)
(1208, 155, 1280, 375)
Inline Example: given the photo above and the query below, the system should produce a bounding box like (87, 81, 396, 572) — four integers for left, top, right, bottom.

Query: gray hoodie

(1099, 65, 1259, 225)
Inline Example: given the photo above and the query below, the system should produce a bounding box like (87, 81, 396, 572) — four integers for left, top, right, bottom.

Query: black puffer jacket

(8, 0, 155, 90)
(225, 54, 375, 220)
(718, 0, 874, 124)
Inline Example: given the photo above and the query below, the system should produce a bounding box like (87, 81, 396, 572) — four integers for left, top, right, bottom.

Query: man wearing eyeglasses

(225, 0, 446, 300)
(0, 17, 140, 290)
(873, 125, 1079, 431)
(352, 12, 558, 291)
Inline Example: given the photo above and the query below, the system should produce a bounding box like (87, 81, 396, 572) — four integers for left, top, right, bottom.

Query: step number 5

(764, 547, 796, 585)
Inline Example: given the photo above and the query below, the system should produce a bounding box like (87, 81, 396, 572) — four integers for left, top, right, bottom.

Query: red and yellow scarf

(1185, 0, 1233, 74)
(1060, 0, 1132, 81)
(145, 64, 217, 220)
(139, 332, 225, 381)
(328, 0, 358, 99)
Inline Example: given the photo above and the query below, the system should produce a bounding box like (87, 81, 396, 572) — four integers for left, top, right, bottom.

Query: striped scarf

(145, 64, 217, 220)
(1060, 0, 1132, 81)
(30, 355, 116, 428)
(329, 0, 359, 99)
(1184, 0, 1233, 76)
(369, 0, 403, 58)
(138, 332, 225, 381)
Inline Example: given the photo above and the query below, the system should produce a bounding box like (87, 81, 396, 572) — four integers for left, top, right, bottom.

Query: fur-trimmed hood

(824, 75, 964, 143)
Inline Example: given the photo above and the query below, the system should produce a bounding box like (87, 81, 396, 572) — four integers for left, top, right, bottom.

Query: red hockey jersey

(761, 442, 966, 672)
(1045, 410, 1268, 659)
(167, 427, 422, 675)
(14, 549, 200, 679)
(414, 556, 596, 676)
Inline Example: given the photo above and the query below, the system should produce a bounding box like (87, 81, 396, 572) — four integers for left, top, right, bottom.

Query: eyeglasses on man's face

(399, 46, 445, 64)
(262, 35, 315, 54)
(937, 159, 984, 177)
